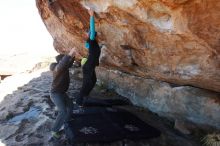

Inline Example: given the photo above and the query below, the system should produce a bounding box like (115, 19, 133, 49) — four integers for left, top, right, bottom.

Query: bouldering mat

(65, 107, 161, 145)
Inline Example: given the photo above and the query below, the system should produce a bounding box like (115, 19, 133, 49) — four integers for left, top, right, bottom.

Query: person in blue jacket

(76, 9, 101, 105)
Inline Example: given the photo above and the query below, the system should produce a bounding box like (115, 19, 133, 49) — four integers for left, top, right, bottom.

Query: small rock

(100, 89, 108, 94)
(174, 120, 192, 135)
(0, 124, 19, 140)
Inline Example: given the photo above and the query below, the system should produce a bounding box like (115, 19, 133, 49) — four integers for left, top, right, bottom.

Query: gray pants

(50, 92, 73, 132)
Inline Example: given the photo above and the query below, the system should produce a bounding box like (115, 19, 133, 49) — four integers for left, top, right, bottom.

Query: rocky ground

(0, 63, 208, 146)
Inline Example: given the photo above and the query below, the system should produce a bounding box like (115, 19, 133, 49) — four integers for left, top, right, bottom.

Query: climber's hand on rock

(89, 9, 94, 16)
(69, 47, 77, 57)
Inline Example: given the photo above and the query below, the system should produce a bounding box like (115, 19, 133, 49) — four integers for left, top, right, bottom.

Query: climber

(49, 47, 77, 142)
(76, 9, 101, 106)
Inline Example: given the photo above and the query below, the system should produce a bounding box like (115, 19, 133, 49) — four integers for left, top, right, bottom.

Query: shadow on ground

(0, 67, 203, 146)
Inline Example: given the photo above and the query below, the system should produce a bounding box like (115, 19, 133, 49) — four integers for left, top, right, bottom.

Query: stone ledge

(97, 67, 220, 130)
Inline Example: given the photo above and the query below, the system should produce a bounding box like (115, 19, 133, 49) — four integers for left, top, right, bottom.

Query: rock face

(97, 67, 220, 130)
(36, 0, 220, 92)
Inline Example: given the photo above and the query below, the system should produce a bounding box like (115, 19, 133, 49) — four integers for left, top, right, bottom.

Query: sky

(0, 0, 54, 56)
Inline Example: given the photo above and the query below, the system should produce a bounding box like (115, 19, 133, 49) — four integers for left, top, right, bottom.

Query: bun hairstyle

(49, 62, 57, 71)
(55, 54, 65, 63)
(50, 54, 64, 71)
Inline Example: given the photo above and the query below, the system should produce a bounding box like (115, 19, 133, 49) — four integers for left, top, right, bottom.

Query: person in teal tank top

(76, 9, 101, 106)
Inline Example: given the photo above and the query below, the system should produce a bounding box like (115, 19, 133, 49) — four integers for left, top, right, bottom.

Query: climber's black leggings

(79, 63, 97, 99)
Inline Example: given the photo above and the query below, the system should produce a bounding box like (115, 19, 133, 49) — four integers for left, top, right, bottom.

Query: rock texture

(97, 67, 220, 130)
(36, 0, 220, 92)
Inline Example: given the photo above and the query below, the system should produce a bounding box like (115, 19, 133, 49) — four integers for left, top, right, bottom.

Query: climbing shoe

(48, 131, 61, 143)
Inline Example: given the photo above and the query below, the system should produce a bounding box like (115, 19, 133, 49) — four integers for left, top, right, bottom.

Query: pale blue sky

(0, 0, 54, 55)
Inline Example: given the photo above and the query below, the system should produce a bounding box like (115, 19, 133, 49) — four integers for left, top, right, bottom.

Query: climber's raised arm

(89, 9, 95, 40)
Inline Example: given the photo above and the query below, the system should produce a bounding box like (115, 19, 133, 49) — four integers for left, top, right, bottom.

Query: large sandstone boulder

(36, 0, 220, 92)
(97, 67, 220, 130)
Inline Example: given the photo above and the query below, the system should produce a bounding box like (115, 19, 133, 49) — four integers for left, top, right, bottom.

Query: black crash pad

(65, 107, 161, 144)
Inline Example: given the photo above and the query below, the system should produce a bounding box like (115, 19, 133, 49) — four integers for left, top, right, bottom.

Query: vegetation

(202, 133, 220, 146)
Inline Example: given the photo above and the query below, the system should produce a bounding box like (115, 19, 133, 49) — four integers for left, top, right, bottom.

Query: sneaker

(48, 136, 59, 143)
(48, 131, 61, 143)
